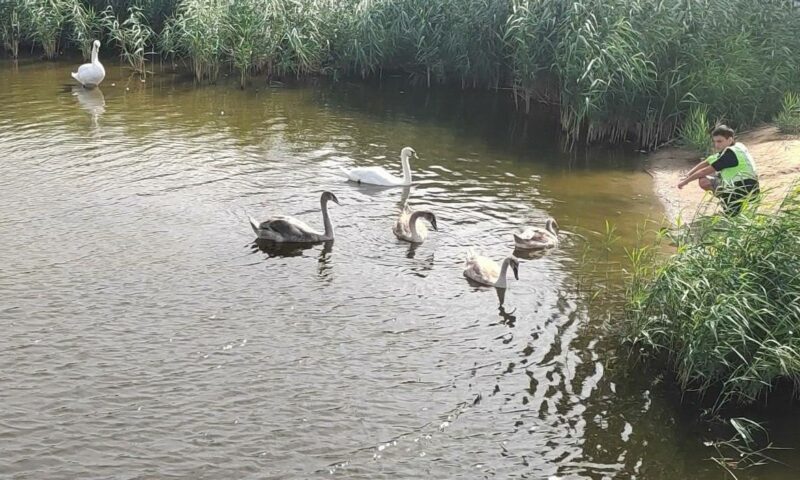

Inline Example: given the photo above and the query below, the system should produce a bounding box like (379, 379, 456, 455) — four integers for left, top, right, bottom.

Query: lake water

(1, 59, 797, 479)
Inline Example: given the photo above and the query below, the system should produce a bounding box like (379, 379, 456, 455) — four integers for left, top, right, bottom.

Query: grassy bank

(2, 0, 800, 148)
(620, 186, 800, 411)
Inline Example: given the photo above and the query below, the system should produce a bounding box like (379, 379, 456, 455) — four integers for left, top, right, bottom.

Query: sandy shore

(647, 126, 800, 223)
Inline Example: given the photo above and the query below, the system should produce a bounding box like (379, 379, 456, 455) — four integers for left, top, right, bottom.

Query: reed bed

(620, 186, 800, 411)
(2, 0, 799, 148)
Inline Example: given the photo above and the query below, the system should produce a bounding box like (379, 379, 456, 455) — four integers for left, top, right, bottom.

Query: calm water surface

(1, 59, 798, 479)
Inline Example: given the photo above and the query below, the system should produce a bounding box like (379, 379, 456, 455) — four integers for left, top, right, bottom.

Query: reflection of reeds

(621, 185, 800, 412)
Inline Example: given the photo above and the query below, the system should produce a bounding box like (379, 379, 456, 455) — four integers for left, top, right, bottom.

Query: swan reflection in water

(252, 239, 334, 278)
(72, 85, 105, 128)
(252, 238, 333, 258)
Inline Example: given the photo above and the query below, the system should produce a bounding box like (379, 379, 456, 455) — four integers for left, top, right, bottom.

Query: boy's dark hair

(711, 124, 735, 139)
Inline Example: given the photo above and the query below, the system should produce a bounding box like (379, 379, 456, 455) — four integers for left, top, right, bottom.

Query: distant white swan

(514, 218, 559, 250)
(71, 40, 105, 88)
(393, 207, 438, 243)
(340, 147, 416, 186)
(249, 191, 340, 243)
(463, 249, 520, 288)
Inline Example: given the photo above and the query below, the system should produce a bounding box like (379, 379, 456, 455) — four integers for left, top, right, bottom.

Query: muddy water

(1, 59, 797, 479)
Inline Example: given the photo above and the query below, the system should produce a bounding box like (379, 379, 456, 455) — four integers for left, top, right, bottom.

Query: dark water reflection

(1, 58, 798, 479)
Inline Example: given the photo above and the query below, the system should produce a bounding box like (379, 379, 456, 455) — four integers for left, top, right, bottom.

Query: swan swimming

(71, 40, 106, 88)
(392, 207, 438, 243)
(463, 250, 520, 288)
(249, 191, 340, 243)
(514, 218, 559, 250)
(340, 147, 416, 186)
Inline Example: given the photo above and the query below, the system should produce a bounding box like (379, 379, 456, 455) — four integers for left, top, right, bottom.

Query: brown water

(1, 59, 798, 479)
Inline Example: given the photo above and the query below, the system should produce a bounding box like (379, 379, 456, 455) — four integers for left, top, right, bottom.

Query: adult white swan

(249, 191, 341, 242)
(392, 207, 438, 243)
(513, 218, 559, 250)
(71, 40, 105, 88)
(463, 250, 520, 288)
(340, 147, 416, 186)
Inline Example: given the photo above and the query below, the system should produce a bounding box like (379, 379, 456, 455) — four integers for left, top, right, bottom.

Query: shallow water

(1, 59, 797, 479)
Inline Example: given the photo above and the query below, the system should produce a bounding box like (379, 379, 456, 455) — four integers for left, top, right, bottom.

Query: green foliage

(6, 0, 800, 148)
(69, 0, 103, 60)
(0, 0, 25, 58)
(621, 186, 800, 411)
(774, 92, 800, 134)
(169, 0, 226, 82)
(103, 5, 154, 75)
(680, 105, 712, 154)
(23, 0, 70, 59)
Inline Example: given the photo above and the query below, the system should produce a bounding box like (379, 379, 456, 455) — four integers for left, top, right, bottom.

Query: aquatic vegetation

(103, 5, 154, 76)
(167, 0, 226, 82)
(775, 92, 800, 135)
(4, 0, 800, 148)
(0, 0, 24, 58)
(620, 186, 800, 411)
(23, 0, 71, 59)
(69, 0, 103, 61)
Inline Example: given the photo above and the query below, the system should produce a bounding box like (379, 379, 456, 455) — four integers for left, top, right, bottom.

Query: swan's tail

(248, 216, 261, 234)
(513, 234, 525, 245)
(338, 167, 352, 180)
(71, 72, 81, 83)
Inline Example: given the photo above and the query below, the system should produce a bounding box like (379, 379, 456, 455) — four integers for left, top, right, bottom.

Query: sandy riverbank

(647, 126, 800, 222)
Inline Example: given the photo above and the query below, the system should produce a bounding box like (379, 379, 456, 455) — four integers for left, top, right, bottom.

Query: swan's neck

(91, 44, 99, 64)
(495, 258, 510, 288)
(401, 155, 411, 185)
(320, 198, 334, 240)
(408, 211, 423, 240)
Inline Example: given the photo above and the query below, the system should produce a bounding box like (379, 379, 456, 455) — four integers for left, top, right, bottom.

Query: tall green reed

(774, 92, 800, 134)
(621, 186, 800, 411)
(69, 0, 103, 60)
(0, 0, 24, 58)
(23, 0, 70, 59)
(103, 5, 155, 76)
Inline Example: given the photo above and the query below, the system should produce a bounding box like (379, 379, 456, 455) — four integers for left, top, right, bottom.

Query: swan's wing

(344, 166, 400, 185)
(516, 227, 547, 241)
(74, 63, 104, 86)
(464, 254, 499, 285)
(259, 215, 321, 240)
(392, 211, 412, 238)
(514, 227, 557, 249)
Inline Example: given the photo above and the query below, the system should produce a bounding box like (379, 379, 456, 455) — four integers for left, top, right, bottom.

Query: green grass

(774, 92, 800, 134)
(679, 105, 712, 155)
(620, 186, 800, 411)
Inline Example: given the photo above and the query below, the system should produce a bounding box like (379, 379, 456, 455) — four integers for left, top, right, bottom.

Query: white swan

(340, 147, 416, 186)
(71, 40, 106, 88)
(249, 191, 340, 242)
(392, 207, 438, 243)
(463, 249, 520, 288)
(514, 218, 559, 250)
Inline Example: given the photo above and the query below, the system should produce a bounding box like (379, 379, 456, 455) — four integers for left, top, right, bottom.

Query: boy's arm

(678, 164, 716, 189)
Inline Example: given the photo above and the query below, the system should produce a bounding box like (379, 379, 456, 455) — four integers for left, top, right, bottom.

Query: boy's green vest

(705, 142, 758, 186)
